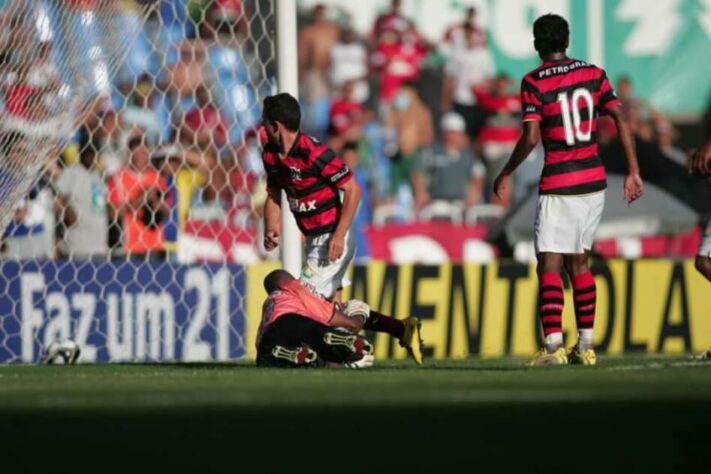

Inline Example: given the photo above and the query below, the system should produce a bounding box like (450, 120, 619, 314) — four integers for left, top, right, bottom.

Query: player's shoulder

(524, 58, 603, 83)
(295, 133, 335, 163)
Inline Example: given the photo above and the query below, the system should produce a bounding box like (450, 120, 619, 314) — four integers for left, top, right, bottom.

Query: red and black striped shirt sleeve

(598, 70, 621, 115)
(521, 76, 542, 122)
(314, 148, 353, 187)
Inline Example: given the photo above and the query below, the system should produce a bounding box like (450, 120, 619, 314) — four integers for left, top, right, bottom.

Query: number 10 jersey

(521, 58, 621, 195)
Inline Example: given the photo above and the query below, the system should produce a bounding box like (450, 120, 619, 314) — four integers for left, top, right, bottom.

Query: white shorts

(699, 222, 711, 258)
(534, 191, 605, 255)
(301, 231, 356, 299)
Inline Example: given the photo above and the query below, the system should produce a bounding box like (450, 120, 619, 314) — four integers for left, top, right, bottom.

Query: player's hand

(623, 173, 644, 205)
(493, 173, 509, 201)
(688, 142, 711, 177)
(264, 230, 280, 251)
(328, 231, 345, 262)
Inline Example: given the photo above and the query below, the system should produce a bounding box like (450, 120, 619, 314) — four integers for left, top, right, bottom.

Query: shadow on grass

(2, 400, 710, 472)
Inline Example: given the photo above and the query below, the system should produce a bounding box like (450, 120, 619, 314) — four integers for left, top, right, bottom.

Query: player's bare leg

(694, 256, 711, 283)
(531, 252, 568, 365)
(693, 255, 711, 360)
(341, 301, 424, 366)
(564, 252, 597, 365)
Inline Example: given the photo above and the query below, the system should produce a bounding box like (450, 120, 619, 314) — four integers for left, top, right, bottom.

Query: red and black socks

(572, 272, 596, 350)
(539, 272, 564, 351)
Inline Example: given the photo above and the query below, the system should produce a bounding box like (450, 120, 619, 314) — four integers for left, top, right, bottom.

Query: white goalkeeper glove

(344, 354, 375, 369)
(342, 299, 370, 323)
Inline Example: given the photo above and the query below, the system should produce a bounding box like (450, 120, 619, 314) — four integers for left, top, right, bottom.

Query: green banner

(474, 0, 711, 117)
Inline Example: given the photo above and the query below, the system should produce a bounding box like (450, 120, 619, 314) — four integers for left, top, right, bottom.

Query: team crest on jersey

(289, 166, 302, 181)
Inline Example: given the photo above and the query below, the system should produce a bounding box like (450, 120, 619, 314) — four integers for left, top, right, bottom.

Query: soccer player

(689, 142, 711, 360)
(689, 142, 711, 283)
(257, 269, 423, 367)
(261, 93, 359, 302)
(493, 14, 644, 366)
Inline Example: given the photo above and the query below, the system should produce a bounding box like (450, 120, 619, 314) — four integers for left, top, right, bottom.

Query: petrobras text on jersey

(0, 260, 247, 363)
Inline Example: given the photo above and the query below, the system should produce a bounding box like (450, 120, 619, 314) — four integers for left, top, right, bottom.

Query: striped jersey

(262, 132, 353, 236)
(521, 58, 621, 195)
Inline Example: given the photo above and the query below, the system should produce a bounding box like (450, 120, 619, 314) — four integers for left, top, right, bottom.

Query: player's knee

(564, 255, 589, 277)
(695, 256, 711, 281)
(537, 254, 562, 276)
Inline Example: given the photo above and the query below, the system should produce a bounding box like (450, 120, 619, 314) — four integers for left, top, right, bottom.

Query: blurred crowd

(0, 0, 708, 261)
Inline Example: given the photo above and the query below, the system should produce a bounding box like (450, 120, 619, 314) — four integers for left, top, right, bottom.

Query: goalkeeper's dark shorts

(256, 313, 363, 368)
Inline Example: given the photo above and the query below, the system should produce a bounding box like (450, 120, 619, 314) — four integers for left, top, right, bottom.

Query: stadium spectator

(168, 40, 209, 99)
(298, 4, 341, 134)
(94, 108, 128, 178)
(441, 23, 495, 140)
(181, 84, 229, 150)
(107, 135, 167, 258)
(410, 112, 485, 212)
(656, 119, 687, 167)
(330, 28, 369, 104)
(475, 73, 522, 207)
(616, 75, 660, 134)
(371, 28, 426, 103)
(442, 6, 486, 50)
(122, 76, 161, 142)
(370, 0, 422, 48)
(384, 83, 434, 196)
(328, 80, 365, 146)
(340, 141, 371, 259)
(2, 177, 55, 259)
(54, 139, 110, 258)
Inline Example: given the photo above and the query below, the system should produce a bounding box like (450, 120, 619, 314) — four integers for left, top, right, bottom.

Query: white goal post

(0, 0, 299, 363)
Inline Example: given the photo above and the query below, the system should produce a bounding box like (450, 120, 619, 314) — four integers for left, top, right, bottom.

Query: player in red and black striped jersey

(493, 14, 644, 366)
(261, 94, 424, 363)
(261, 93, 361, 303)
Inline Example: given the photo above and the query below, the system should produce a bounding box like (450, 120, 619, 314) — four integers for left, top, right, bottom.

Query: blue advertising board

(0, 260, 247, 363)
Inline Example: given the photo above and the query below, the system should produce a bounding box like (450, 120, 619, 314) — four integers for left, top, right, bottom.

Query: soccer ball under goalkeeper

(42, 339, 81, 365)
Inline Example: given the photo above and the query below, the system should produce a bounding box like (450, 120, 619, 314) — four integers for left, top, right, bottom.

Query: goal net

(0, 0, 278, 363)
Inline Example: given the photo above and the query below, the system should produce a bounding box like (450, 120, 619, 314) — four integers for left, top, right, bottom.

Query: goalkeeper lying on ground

(256, 270, 424, 368)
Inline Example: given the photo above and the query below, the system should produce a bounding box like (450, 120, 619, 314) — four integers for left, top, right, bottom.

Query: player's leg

(694, 222, 711, 282)
(564, 190, 605, 365)
(256, 315, 322, 368)
(301, 233, 424, 364)
(293, 315, 374, 367)
(693, 223, 711, 360)
(534, 252, 567, 365)
(301, 230, 356, 301)
(339, 300, 424, 365)
(564, 253, 597, 365)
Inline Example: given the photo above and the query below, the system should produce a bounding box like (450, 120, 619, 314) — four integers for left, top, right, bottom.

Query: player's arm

(263, 190, 281, 251)
(606, 104, 643, 204)
(329, 178, 361, 261)
(493, 121, 540, 200)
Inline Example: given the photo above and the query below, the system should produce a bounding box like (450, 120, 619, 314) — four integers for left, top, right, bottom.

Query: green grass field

(2, 356, 711, 473)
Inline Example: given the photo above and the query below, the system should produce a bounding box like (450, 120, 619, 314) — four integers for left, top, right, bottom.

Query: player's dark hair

(262, 93, 301, 132)
(533, 14, 569, 56)
(264, 269, 295, 293)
